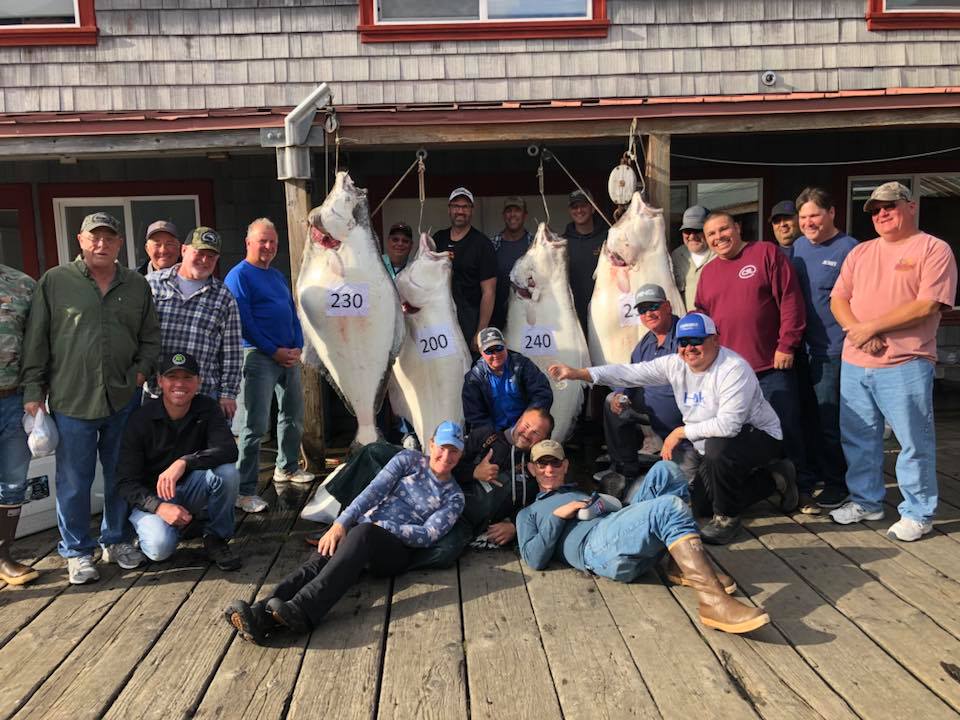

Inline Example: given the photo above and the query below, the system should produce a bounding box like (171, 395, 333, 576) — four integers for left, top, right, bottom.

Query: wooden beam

(284, 178, 326, 470)
(643, 133, 671, 219)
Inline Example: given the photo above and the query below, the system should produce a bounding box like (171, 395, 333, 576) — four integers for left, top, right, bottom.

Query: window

(866, 0, 960, 30)
(0, 0, 97, 47)
(358, 0, 608, 42)
(848, 173, 960, 247)
(0, 185, 39, 278)
(669, 179, 763, 245)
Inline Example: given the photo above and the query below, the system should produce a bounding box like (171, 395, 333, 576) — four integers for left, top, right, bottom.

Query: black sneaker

(816, 485, 849, 509)
(700, 515, 742, 545)
(266, 597, 310, 634)
(769, 459, 799, 513)
(204, 534, 241, 571)
(224, 599, 267, 645)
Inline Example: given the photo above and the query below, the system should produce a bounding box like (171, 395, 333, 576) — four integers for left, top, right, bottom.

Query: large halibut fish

(388, 233, 472, 446)
(587, 192, 685, 365)
(506, 223, 590, 442)
(298, 171, 404, 447)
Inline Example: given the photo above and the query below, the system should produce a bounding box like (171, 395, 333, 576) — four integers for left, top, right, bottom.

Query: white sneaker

(102, 542, 146, 569)
(829, 501, 884, 525)
(235, 495, 269, 513)
(273, 468, 315, 484)
(886, 517, 933, 542)
(67, 555, 100, 585)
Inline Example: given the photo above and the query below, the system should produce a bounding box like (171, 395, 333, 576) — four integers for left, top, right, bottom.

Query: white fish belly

(588, 258, 644, 366)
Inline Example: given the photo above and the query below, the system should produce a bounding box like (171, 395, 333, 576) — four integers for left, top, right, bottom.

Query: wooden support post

(284, 178, 326, 471)
(644, 133, 671, 222)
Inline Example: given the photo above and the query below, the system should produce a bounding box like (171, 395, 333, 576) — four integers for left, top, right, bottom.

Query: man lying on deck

(224, 421, 466, 645)
(516, 439, 770, 635)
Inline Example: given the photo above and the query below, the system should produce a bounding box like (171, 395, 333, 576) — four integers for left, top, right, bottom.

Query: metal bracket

(260, 83, 334, 180)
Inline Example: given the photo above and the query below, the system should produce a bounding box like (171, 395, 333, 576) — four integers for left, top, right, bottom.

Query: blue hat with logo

(676, 312, 717, 339)
(433, 420, 465, 451)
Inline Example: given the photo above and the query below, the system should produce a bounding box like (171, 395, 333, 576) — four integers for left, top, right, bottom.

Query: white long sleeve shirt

(588, 347, 782, 454)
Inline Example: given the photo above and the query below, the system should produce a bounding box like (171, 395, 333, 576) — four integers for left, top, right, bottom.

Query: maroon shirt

(694, 241, 806, 373)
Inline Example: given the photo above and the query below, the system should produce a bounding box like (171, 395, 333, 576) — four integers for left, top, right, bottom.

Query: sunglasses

(869, 202, 898, 216)
(482, 345, 505, 355)
(678, 337, 706, 348)
(534, 457, 563, 468)
(636, 302, 663, 314)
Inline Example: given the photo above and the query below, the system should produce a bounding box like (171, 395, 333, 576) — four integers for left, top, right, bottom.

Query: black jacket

(116, 394, 238, 512)
(454, 426, 539, 521)
(461, 350, 553, 432)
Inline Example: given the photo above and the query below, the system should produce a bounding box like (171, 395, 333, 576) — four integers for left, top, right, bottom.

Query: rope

(626, 118, 646, 196)
(537, 153, 550, 225)
(372, 156, 422, 217)
(542, 146, 613, 227)
(334, 129, 341, 174)
(417, 157, 426, 236)
(672, 144, 960, 167)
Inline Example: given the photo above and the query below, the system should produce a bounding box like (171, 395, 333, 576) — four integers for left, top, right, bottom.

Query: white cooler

(16, 454, 106, 539)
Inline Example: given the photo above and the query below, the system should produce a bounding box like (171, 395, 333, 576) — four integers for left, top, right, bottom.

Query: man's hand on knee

(156, 502, 192, 528)
(486, 521, 516, 545)
(157, 458, 188, 500)
(317, 522, 346, 557)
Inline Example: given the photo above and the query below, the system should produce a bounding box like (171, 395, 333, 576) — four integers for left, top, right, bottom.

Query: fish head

(395, 233, 452, 308)
(308, 171, 372, 251)
(509, 223, 567, 303)
(604, 192, 664, 268)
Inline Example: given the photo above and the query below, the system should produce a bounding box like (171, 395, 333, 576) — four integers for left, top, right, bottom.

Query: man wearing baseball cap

(21, 212, 161, 584)
(671, 205, 713, 311)
(549, 311, 797, 545)
(382, 222, 414, 280)
(515, 438, 769, 634)
(147, 226, 242, 420)
(116, 351, 241, 571)
(433, 187, 497, 355)
(564, 189, 609, 333)
(138, 220, 181, 276)
(491, 196, 533, 329)
(829, 181, 957, 541)
(768, 200, 801, 256)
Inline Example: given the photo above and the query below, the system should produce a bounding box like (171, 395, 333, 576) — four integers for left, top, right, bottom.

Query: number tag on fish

(521, 325, 556, 356)
(416, 325, 456, 359)
(618, 292, 641, 327)
(326, 283, 369, 317)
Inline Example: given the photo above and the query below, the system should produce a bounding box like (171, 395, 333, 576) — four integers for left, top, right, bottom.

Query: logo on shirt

(821, 259, 837, 267)
(738, 265, 757, 279)
(895, 258, 916, 271)
(683, 391, 705, 407)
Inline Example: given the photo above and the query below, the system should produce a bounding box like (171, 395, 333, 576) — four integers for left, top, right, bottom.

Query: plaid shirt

(147, 266, 242, 400)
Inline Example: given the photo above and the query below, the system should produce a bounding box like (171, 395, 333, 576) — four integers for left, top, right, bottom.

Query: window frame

(358, 0, 608, 42)
(671, 178, 765, 242)
(846, 171, 960, 233)
(0, 0, 97, 47)
(866, 0, 960, 31)
(0, 184, 40, 278)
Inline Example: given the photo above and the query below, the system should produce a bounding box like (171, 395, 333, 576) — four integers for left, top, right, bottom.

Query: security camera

(527, 145, 540, 157)
(760, 70, 777, 87)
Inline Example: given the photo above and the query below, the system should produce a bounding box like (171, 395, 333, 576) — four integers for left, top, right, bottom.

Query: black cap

(159, 351, 200, 377)
(768, 200, 797, 222)
(388, 222, 413, 238)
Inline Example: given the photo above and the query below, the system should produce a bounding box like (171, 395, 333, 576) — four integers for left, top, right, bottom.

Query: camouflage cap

(80, 212, 122, 235)
(863, 181, 912, 212)
(184, 227, 222, 254)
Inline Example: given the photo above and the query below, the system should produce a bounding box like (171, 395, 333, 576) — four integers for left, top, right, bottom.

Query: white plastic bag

(22, 406, 59, 458)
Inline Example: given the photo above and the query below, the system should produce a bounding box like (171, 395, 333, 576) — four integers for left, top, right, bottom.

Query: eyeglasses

(869, 202, 898, 216)
(678, 337, 706, 348)
(535, 457, 563, 468)
(636, 302, 663, 314)
(482, 345, 505, 355)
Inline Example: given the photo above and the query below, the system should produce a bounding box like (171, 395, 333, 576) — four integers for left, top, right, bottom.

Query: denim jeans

(236, 348, 305, 496)
(52, 392, 140, 558)
(840, 359, 937, 523)
(757, 368, 816, 492)
(0, 391, 31, 505)
(129, 464, 240, 561)
(582, 460, 699, 582)
(797, 354, 845, 491)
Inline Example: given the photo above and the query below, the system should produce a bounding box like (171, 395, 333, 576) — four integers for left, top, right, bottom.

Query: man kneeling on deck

(116, 352, 241, 571)
(517, 439, 770, 634)
(225, 421, 466, 645)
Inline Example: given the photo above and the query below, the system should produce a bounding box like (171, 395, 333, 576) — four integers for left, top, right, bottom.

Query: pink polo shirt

(831, 232, 957, 368)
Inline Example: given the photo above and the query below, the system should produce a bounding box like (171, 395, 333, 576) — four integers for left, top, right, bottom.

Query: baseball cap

(680, 205, 710, 232)
(477, 327, 505, 352)
(159, 351, 200, 376)
(433, 420, 465, 451)
(634, 284, 667, 306)
(568, 189, 592, 207)
(863, 181, 912, 211)
(184, 227, 222, 254)
(448, 187, 475, 205)
(768, 200, 797, 222)
(80, 212, 122, 235)
(530, 439, 565, 462)
(676, 312, 717, 339)
(146, 220, 180, 241)
(388, 222, 413, 239)
(503, 196, 527, 212)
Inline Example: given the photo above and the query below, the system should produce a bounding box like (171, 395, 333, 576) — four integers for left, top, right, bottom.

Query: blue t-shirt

(790, 232, 858, 358)
(618, 316, 684, 440)
(487, 363, 527, 431)
(224, 260, 304, 356)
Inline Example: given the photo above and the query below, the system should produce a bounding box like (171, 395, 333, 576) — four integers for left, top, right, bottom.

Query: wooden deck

(3, 412, 960, 720)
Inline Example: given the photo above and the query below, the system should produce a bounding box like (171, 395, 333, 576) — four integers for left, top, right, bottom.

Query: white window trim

(846, 174, 917, 229)
(883, 1, 960, 13)
(53, 195, 200, 268)
(0, 0, 81, 30)
(374, 0, 591, 25)
(672, 178, 764, 241)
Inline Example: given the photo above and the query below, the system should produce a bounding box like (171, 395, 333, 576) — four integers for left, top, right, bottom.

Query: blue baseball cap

(433, 420, 465, 451)
(676, 312, 717, 339)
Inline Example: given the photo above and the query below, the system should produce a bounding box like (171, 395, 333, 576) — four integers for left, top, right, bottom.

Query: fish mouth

(512, 281, 534, 300)
(608, 251, 628, 267)
(311, 226, 342, 250)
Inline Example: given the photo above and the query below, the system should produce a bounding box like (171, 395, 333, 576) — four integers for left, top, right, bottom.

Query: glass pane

(0, 210, 25, 272)
(668, 184, 690, 250)
(488, 0, 588, 19)
(848, 177, 912, 242)
(130, 199, 199, 268)
(0, 0, 76, 25)
(63, 204, 127, 266)
(884, 0, 960, 10)
(695, 180, 761, 241)
(916, 175, 960, 304)
(379, 0, 479, 21)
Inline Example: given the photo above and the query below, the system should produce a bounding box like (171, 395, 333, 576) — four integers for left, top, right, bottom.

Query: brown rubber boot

(662, 553, 737, 595)
(0, 505, 39, 586)
(667, 534, 769, 634)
